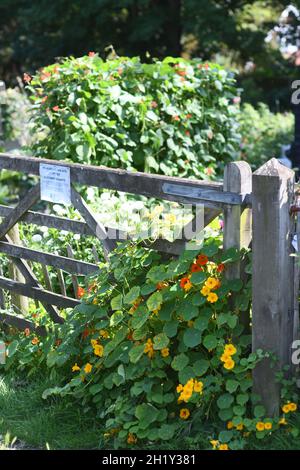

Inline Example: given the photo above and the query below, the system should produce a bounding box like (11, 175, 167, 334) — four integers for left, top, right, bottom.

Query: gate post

(252, 158, 295, 416)
(223, 161, 252, 331)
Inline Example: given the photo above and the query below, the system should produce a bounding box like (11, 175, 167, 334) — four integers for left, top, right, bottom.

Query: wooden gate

(0, 153, 251, 332)
(0, 152, 298, 416)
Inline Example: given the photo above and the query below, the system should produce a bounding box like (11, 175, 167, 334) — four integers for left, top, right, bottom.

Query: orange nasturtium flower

(77, 287, 85, 298)
(217, 263, 225, 273)
(31, 337, 39, 345)
(179, 277, 192, 292)
(127, 433, 137, 444)
(24, 328, 30, 337)
(190, 263, 202, 273)
(196, 254, 208, 266)
(156, 281, 169, 290)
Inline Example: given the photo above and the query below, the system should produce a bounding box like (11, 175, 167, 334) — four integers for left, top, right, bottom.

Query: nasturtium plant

(25, 55, 240, 178)
(1, 239, 299, 450)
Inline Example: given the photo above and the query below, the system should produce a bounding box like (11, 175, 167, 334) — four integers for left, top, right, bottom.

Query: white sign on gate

(40, 163, 71, 205)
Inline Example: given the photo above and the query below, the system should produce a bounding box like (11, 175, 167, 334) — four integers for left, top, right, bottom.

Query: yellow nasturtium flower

(210, 440, 219, 450)
(94, 344, 104, 357)
(218, 444, 229, 451)
(193, 380, 203, 394)
(224, 344, 237, 356)
(220, 353, 231, 362)
(179, 408, 190, 420)
(256, 422, 265, 432)
(288, 402, 297, 412)
(207, 292, 218, 303)
(223, 358, 235, 370)
(279, 417, 287, 425)
(84, 363, 93, 374)
(205, 277, 219, 289)
(72, 363, 80, 372)
(161, 348, 169, 358)
(201, 285, 210, 297)
(99, 329, 109, 339)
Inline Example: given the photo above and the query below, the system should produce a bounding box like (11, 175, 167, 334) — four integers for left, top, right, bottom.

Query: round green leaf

(183, 328, 201, 348)
(203, 334, 218, 350)
(217, 393, 234, 410)
(171, 353, 189, 371)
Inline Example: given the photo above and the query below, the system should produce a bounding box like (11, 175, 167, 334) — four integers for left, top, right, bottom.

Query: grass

(1, 372, 300, 450)
(0, 373, 103, 450)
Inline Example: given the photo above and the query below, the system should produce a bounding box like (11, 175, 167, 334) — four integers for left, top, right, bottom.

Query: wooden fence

(0, 152, 298, 416)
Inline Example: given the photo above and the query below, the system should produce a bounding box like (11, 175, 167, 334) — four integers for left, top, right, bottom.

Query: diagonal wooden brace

(4, 234, 64, 324)
(0, 183, 41, 239)
(71, 186, 116, 261)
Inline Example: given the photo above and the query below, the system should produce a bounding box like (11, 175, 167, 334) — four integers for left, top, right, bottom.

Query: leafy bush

(237, 103, 294, 169)
(2, 240, 298, 450)
(26, 56, 240, 178)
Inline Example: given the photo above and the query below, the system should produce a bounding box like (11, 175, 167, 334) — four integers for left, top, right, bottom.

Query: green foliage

(2, 239, 298, 450)
(26, 55, 240, 178)
(237, 103, 294, 168)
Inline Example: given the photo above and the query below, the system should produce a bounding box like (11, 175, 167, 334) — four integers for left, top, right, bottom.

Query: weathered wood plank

(0, 265, 5, 309)
(0, 204, 93, 235)
(162, 182, 247, 205)
(223, 161, 252, 258)
(0, 313, 47, 336)
(66, 244, 80, 299)
(42, 264, 53, 291)
(0, 183, 40, 239)
(4, 235, 64, 324)
(0, 276, 80, 308)
(57, 268, 67, 296)
(71, 186, 116, 259)
(223, 162, 252, 333)
(252, 158, 295, 416)
(0, 153, 252, 208)
(0, 241, 98, 275)
(92, 246, 100, 264)
(293, 211, 300, 343)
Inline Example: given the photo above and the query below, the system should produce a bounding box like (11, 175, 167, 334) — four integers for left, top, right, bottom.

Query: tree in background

(0, 0, 299, 108)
